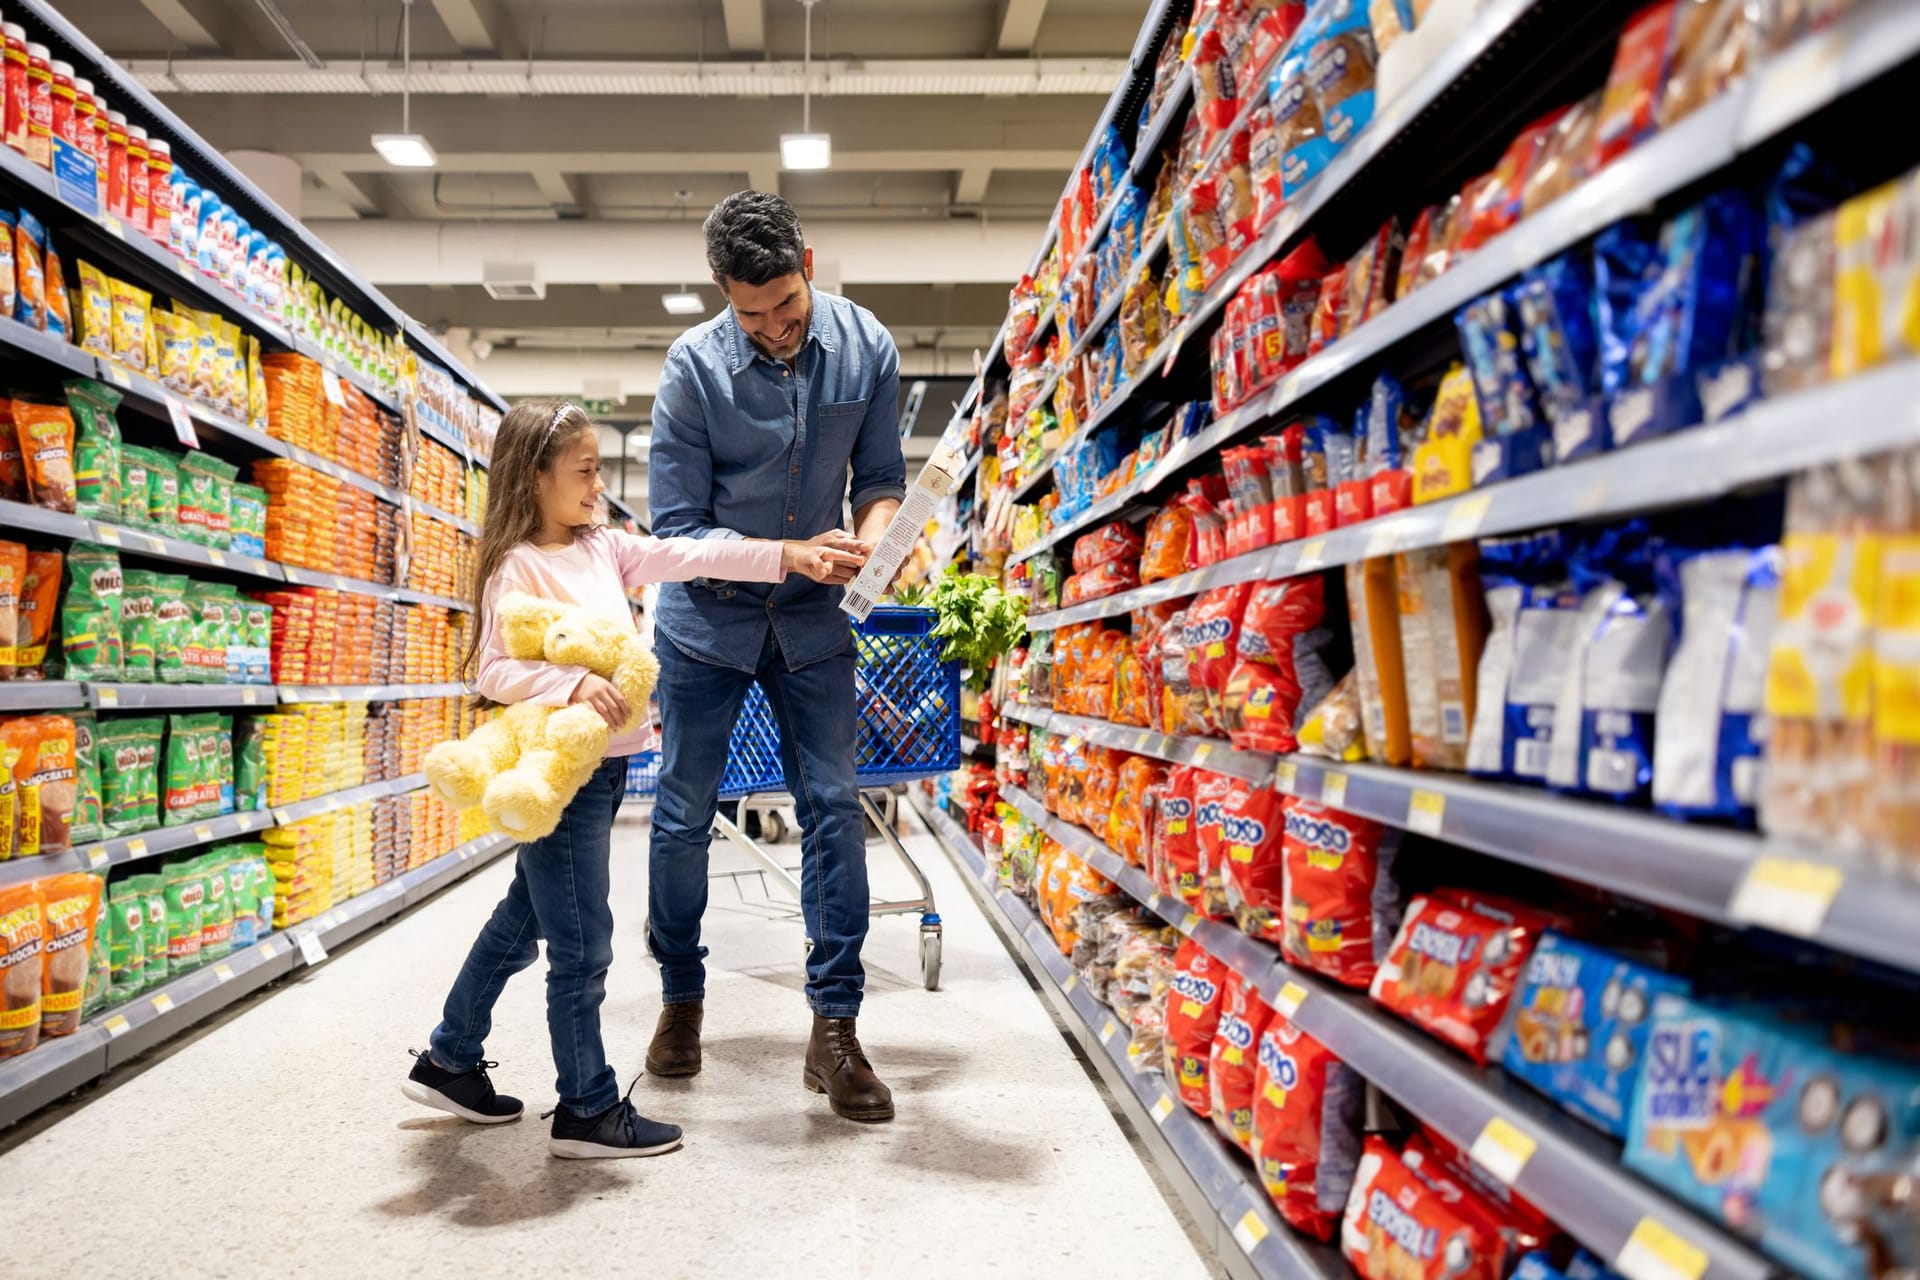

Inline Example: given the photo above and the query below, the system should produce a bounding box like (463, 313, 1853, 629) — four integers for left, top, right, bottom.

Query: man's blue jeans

(649, 630, 869, 1018)
(429, 754, 628, 1118)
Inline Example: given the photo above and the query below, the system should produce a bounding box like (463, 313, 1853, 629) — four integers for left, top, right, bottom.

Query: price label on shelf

(242, 689, 261, 705)
(1728, 856, 1844, 938)
(150, 992, 175, 1015)
(1062, 972, 1079, 993)
(1273, 761, 1297, 793)
(321, 368, 347, 407)
(104, 1013, 131, 1038)
(206, 550, 226, 567)
(1468, 1116, 1537, 1186)
(95, 686, 118, 708)
(1320, 772, 1348, 809)
(1615, 1217, 1710, 1280)
(1274, 981, 1309, 1018)
(176, 257, 197, 281)
(86, 846, 110, 870)
(1296, 537, 1328, 572)
(1407, 790, 1446, 837)
(297, 931, 329, 966)
(1191, 743, 1213, 766)
(95, 524, 121, 546)
(1364, 521, 1400, 560)
(1100, 1019, 1119, 1044)
(213, 962, 235, 983)
(1180, 912, 1201, 933)
(104, 362, 133, 390)
(144, 534, 168, 553)
(99, 213, 124, 241)
(193, 824, 213, 842)
(1231, 1209, 1270, 1253)
(1440, 492, 1495, 544)
(1150, 1094, 1176, 1126)
(164, 394, 200, 449)
(127, 838, 148, 858)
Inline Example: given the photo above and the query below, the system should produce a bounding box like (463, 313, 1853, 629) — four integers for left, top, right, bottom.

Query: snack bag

(35, 871, 102, 1036)
(1253, 1015, 1363, 1242)
(1514, 252, 1602, 445)
(1397, 545, 1489, 771)
(60, 541, 124, 680)
(1184, 582, 1255, 733)
(0, 215, 13, 319)
(1209, 971, 1274, 1155)
(1831, 175, 1920, 381)
(1345, 557, 1411, 766)
(0, 402, 22, 503)
(1466, 532, 1575, 782)
(1306, 0, 1376, 152)
(152, 575, 190, 682)
(0, 541, 22, 678)
(1653, 543, 1779, 822)
(75, 261, 114, 359)
(1398, 1133, 1542, 1272)
(1271, 24, 1330, 197)
(1226, 575, 1341, 754)
(109, 277, 153, 373)
(1370, 890, 1561, 1064)
(1164, 937, 1228, 1115)
(228, 851, 263, 948)
(1283, 801, 1400, 989)
(1193, 769, 1236, 922)
(1220, 780, 1287, 942)
(70, 711, 102, 844)
(151, 308, 196, 394)
(1142, 503, 1196, 583)
(13, 399, 77, 512)
(1342, 1137, 1507, 1280)
(0, 883, 45, 1057)
(1409, 364, 1482, 506)
(133, 873, 167, 991)
(1499, 931, 1688, 1139)
(163, 858, 205, 973)
(13, 209, 45, 329)
(43, 236, 69, 340)
(196, 853, 233, 963)
(65, 378, 123, 520)
(1626, 996, 1920, 1280)
(1593, 0, 1679, 170)
(26, 714, 78, 854)
(107, 879, 146, 1002)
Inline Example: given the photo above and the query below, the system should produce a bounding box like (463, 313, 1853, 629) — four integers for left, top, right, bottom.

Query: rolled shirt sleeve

(848, 328, 907, 513)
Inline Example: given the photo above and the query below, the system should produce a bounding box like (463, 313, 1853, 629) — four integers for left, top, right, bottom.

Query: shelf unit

(0, 832, 515, 1130)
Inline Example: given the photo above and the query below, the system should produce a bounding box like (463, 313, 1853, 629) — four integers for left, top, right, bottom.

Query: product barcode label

(1515, 738, 1552, 779)
(1441, 702, 1467, 744)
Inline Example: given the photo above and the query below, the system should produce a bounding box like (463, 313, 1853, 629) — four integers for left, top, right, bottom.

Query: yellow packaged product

(151, 309, 197, 395)
(1396, 544, 1490, 771)
(213, 319, 246, 420)
(1872, 452, 1920, 864)
(109, 279, 153, 374)
(1411, 363, 1482, 505)
(1346, 557, 1412, 767)
(74, 262, 113, 359)
(1830, 174, 1920, 382)
(247, 335, 269, 432)
(1761, 456, 1885, 852)
(174, 305, 220, 404)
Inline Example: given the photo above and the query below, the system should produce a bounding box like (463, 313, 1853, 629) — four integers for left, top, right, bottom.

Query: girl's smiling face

(538, 428, 605, 536)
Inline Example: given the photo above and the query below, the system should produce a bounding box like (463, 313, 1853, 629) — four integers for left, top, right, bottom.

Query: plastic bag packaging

(1158, 765, 1203, 906)
(12, 399, 75, 512)
(42, 235, 69, 341)
(1623, 189, 1763, 391)
(60, 542, 123, 681)
(1593, 0, 1678, 169)
(1831, 173, 1920, 382)
(0, 402, 23, 503)
(13, 208, 44, 329)
(110, 277, 153, 373)
(1410, 364, 1483, 506)
(1164, 936, 1227, 1115)
(74, 261, 113, 359)
(1342, 1137, 1509, 1280)
(1194, 769, 1236, 921)
(1396, 544, 1489, 771)
(1343, 220, 1402, 329)
(1521, 92, 1601, 217)
(1653, 543, 1780, 822)
(1466, 532, 1571, 780)
(1514, 252, 1601, 435)
(1220, 780, 1286, 942)
(1073, 521, 1144, 575)
(2, 549, 61, 680)
(1209, 970, 1273, 1154)
(1283, 800, 1401, 988)
(1544, 524, 1672, 802)
(1593, 222, 1661, 399)
(1370, 889, 1563, 1065)
(1306, 0, 1376, 151)
(1225, 575, 1341, 753)
(1297, 670, 1367, 761)
(1271, 23, 1330, 197)
(1656, 0, 1754, 128)
(1456, 289, 1542, 439)
(0, 213, 13, 320)
(1345, 557, 1410, 766)
(1254, 1014, 1362, 1242)
(1184, 582, 1255, 731)
(65, 378, 121, 520)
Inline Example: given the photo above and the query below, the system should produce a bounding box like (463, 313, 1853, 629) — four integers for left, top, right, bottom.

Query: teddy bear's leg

(545, 703, 613, 764)
(484, 749, 568, 843)
(425, 720, 515, 809)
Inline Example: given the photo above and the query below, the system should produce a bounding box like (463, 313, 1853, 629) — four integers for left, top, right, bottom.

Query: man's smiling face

(720, 248, 815, 362)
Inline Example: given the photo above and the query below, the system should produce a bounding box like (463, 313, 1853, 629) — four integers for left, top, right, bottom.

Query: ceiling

(66, 0, 1143, 428)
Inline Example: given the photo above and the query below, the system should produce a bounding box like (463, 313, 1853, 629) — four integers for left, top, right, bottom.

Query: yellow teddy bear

(424, 592, 661, 843)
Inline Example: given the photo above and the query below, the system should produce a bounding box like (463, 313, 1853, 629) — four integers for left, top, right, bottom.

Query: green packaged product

(243, 597, 272, 684)
(184, 583, 227, 684)
(176, 452, 237, 549)
(132, 872, 167, 990)
(118, 445, 156, 527)
(162, 713, 208, 825)
(196, 853, 233, 963)
(234, 716, 266, 812)
(215, 715, 234, 814)
(80, 875, 111, 1020)
(250, 857, 274, 939)
(137, 447, 181, 531)
(216, 586, 247, 684)
(162, 859, 205, 973)
(108, 878, 146, 1001)
(152, 574, 190, 683)
(118, 569, 158, 682)
(70, 710, 103, 844)
(95, 717, 150, 837)
(59, 542, 124, 680)
(229, 482, 268, 560)
(65, 378, 123, 520)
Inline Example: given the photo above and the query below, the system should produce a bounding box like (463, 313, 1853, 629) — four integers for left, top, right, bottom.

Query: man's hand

(570, 674, 632, 728)
(782, 529, 871, 586)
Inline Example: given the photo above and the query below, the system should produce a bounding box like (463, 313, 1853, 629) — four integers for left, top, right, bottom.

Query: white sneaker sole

(548, 1136, 684, 1160)
(401, 1080, 523, 1125)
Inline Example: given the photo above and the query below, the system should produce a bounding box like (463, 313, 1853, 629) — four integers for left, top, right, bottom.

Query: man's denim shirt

(649, 289, 907, 673)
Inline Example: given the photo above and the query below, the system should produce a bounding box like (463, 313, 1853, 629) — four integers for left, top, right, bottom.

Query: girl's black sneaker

(403, 1050, 524, 1124)
(547, 1096, 684, 1160)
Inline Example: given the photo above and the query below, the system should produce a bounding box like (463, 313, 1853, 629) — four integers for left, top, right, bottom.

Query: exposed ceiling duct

(120, 56, 1128, 97)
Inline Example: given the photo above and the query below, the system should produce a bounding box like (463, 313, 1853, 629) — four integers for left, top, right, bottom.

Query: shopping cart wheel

(761, 809, 787, 844)
(919, 917, 943, 992)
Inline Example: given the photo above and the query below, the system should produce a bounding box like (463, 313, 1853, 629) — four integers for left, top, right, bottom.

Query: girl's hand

(570, 674, 632, 728)
(782, 531, 871, 586)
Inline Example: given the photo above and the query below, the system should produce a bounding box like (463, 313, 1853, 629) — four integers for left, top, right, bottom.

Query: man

(646, 191, 905, 1122)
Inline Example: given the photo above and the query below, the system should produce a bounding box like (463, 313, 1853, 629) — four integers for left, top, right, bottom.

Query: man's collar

(722, 285, 834, 375)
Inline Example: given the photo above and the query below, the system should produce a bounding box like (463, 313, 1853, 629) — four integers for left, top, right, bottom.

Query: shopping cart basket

(625, 607, 959, 990)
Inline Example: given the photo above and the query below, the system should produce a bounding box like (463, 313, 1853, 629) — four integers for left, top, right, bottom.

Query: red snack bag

(1253, 1014, 1365, 1242)
(1225, 575, 1337, 754)
(1342, 1137, 1509, 1280)
(1072, 520, 1144, 575)
(1593, 0, 1679, 169)
(1275, 240, 1329, 371)
(1221, 781, 1287, 942)
(1164, 937, 1227, 1115)
(1109, 755, 1167, 865)
(1182, 582, 1254, 730)
(1402, 1129, 1551, 1264)
(1309, 263, 1349, 355)
(1282, 800, 1401, 989)
(1180, 477, 1230, 568)
(1223, 445, 1273, 554)
(1369, 890, 1557, 1063)
(1193, 769, 1236, 921)
(1158, 765, 1202, 905)
(1265, 427, 1308, 544)
(1210, 970, 1274, 1154)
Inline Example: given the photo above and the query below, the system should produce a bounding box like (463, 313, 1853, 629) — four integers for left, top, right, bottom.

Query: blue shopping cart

(625, 607, 959, 990)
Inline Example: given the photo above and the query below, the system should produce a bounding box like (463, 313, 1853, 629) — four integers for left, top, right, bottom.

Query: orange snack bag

(36, 871, 101, 1036)
(1593, 0, 1679, 170)
(2, 550, 62, 680)
(0, 399, 24, 501)
(13, 400, 76, 513)
(2, 718, 41, 858)
(0, 882, 45, 1057)
(1141, 503, 1195, 583)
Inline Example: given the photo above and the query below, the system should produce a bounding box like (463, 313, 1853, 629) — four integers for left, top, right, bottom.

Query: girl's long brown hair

(461, 397, 597, 698)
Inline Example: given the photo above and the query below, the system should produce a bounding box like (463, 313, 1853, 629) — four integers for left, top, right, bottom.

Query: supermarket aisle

(0, 806, 1215, 1280)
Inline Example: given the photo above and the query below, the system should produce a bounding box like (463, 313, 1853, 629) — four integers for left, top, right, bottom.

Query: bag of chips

(133, 873, 167, 990)
(1225, 575, 1342, 753)
(151, 309, 197, 394)
(151, 574, 190, 683)
(1341, 1137, 1509, 1280)
(23, 715, 79, 855)
(69, 710, 102, 845)
(75, 261, 114, 359)
(108, 879, 147, 1002)
(1193, 769, 1238, 922)
(1164, 937, 1228, 1115)
(1371, 890, 1563, 1064)
(1283, 801, 1401, 989)
(110, 277, 154, 373)
(0, 882, 46, 1057)
(1185, 583, 1256, 733)
(35, 871, 102, 1036)
(3, 549, 62, 681)
(1253, 1014, 1364, 1241)
(1220, 780, 1287, 942)
(195, 852, 234, 964)
(1209, 969, 1273, 1154)
(13, 400, 77, 513)
(163, 858, 205, 973)
(14, 210, 46, 330)
(65, 378, 123, 520)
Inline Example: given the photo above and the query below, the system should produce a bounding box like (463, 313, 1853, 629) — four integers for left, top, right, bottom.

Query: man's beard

(748, 290, 811, 361)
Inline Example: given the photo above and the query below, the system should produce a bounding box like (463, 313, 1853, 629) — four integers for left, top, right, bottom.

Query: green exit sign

(579, 398, 619, 416)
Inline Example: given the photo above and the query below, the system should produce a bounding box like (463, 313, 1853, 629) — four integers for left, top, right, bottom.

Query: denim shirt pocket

(814, 397, 868, 459)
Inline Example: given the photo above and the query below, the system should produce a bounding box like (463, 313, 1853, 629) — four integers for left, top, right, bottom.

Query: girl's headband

(543, 402, 573, 445)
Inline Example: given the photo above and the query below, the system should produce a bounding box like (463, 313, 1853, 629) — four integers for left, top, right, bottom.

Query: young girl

(403, 399, 868, 1159)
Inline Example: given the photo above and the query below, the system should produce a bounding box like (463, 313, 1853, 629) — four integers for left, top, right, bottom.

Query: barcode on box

(1515, 738, 1551, 779)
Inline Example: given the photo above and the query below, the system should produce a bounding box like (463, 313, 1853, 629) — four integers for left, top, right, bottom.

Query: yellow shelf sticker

(1441, 491, 1496, 543)
(1275, 981, 1309, 1019)
(1728, 856, 1844, 938)
(1469, 1115, 1537, 1186)
(1100, 1019, 1119, 1044)
(1151, 1094, 1176, 1125)
(96, 524, 121, 545)
(1320, 772, 1348, 809)
(127, 838, 148, 857)
(1232, 1209, 1270, 1252)
(104, 1014, 130, 1038)
(213, 963, 235, 982)
(1181, 912, 1201, 933)
(207, 550, 226, 566)
(1063, 972, 1079, 993)
(1407, 789, 1446, 836)
(1297, 537, 1329, 571)
(1192, 743, 1213, 765)
(1364, 521, 1400, 560)
(151, 992, 175, 1015)
(96, 685, 118, 707)
(1615, 1218, 1710, 1280)
(86, 846, 110, 869)
(193, 824, 213, 841)
(1273, 761, 1297, 792)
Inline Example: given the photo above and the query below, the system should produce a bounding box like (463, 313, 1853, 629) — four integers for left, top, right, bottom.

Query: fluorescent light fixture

(661, 291, 706, 316)
(372, 132, 436, 167)
(780, 132, 831, 171)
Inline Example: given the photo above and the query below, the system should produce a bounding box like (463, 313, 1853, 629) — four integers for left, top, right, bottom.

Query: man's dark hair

(704, 191, 806, 287)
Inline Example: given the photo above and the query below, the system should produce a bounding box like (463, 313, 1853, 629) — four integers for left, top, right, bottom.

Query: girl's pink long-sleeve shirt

(474, 526, 785, 757)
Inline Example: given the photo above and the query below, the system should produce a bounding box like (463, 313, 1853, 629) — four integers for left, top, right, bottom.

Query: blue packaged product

(1093, 127, 1129, 205)
(1593, 223, 1660, 398)
(1271, 26, 1332, 198)
(1465, 531, 1574, 782)
(14, 208, 46, 329)
(1500, 932, 1689, 1138)
(1306, 0, 1375, 152)
(1545, 523, 1669, 801)
(1627, 995, 1920, 1280)
(1562, 1250, 1627, 1280)
(1652, 542, 1779, 823)
(1515, 252, 1601, 434)
(1361, 373, 1414, 475)
(1627, 189, 1763, 389)
(1456, 289, 1543, 439)
(1109, 184, 1145, 264)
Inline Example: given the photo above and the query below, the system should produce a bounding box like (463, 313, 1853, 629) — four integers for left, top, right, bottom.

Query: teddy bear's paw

(485, 770, 563, 842)
(425, 742, 490, 809)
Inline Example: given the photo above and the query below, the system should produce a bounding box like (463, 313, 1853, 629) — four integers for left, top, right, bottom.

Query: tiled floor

(0, 804, 1217, 1280)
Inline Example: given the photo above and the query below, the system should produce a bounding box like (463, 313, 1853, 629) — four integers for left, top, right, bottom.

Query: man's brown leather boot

(803, 1015, 894, 1122)
(645, 1001, 703, 1077)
